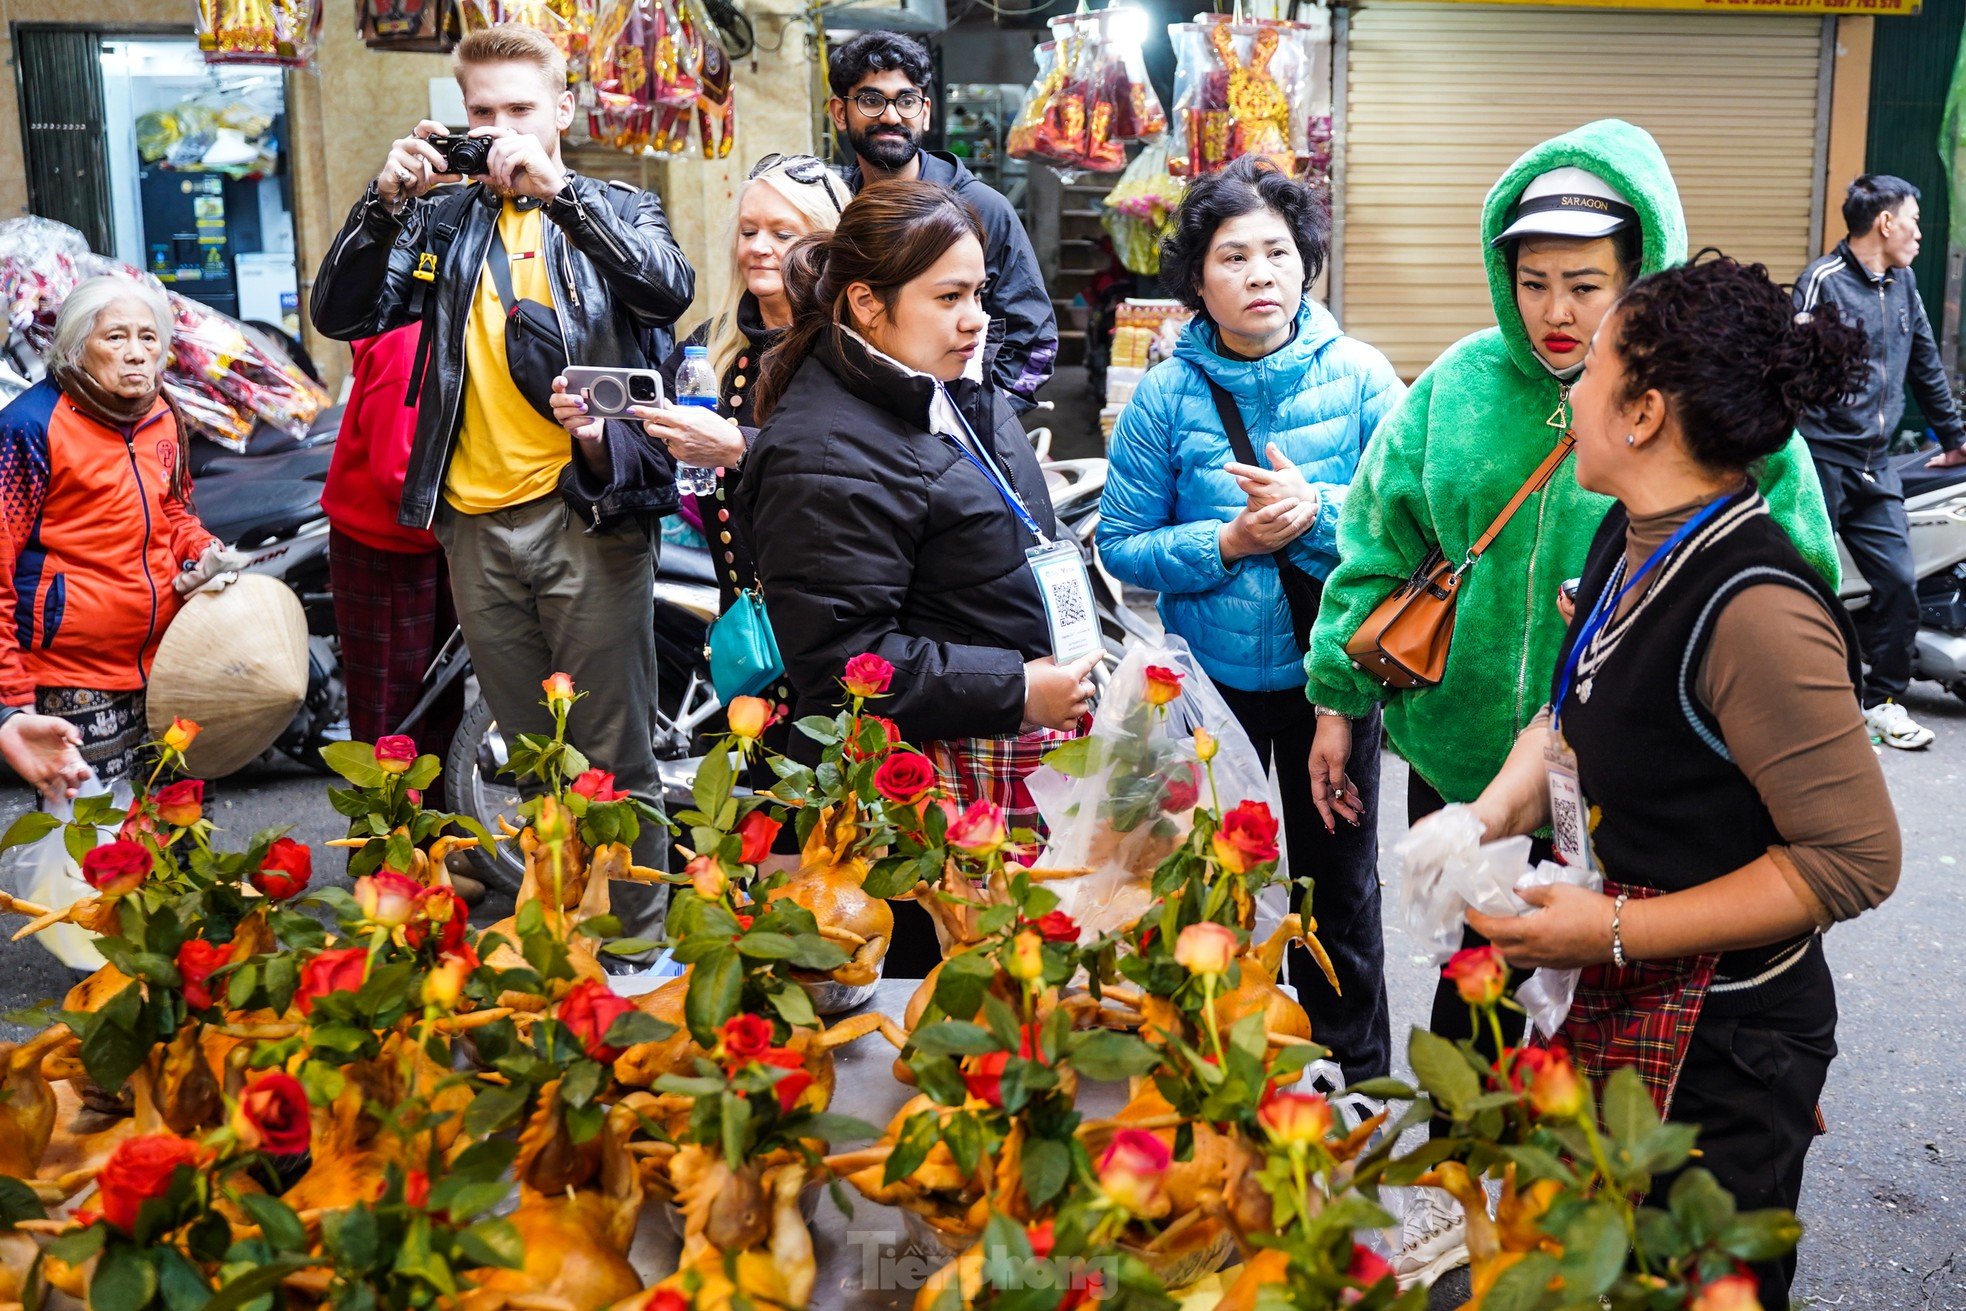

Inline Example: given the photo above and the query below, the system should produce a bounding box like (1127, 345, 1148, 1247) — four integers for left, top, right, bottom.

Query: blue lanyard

(1553, 493, 1738, 729)
(937, 384, 1047, 544)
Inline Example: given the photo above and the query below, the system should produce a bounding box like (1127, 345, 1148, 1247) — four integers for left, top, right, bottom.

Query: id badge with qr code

(1544, 729, 1593, 870)
(1026, 541, 1101, 664)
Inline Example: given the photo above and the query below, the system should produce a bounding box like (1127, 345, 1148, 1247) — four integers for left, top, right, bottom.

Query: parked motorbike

(1838, 448, 1966, 704)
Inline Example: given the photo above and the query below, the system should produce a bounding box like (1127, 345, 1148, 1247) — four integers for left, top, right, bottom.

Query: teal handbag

(708, 587, 784, 702)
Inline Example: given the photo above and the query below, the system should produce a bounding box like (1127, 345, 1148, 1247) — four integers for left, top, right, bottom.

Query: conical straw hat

(145, 574, 308, 778)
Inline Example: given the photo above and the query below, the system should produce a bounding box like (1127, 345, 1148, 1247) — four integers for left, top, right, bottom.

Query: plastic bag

(1101, 140, 1184, 276)
(196, 0, 323, 67)
(1394, 804, 1601, 1039)
(1166, 16, 1317, 179)
(1, 774, 131, 970)
(1027, 638, 1288, 941)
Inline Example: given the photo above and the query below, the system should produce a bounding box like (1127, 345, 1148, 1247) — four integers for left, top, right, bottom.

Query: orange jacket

(0, 381, 217, 705)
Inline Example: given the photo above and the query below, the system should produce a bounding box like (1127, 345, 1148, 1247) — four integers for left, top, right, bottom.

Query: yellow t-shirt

(445, 202, 574, 514)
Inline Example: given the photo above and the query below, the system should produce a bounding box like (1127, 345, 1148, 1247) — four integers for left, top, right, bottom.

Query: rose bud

(963, 1050, 1010, 1108)
(757, 1046, 813, 1112)
(947, 799, 1007, 856)
(1005, 929, 1046, 982)
(162, 717, 202, 754)
(1026, 1219, 1056, 1260)
(252, 837, 313, 899)
(841, 652, 895, 699)
(644, 1291, 689, 1311)
(405, 884, 469, 955)
(532, 794, 571, 845)
(842, 714, 900, 764)
(231, 1070, 312, 1156)
(1257, 1090, 1334, 1146)
(176, 938, 230, 1011)
(424, 950, 474, 1011)
(355, 870, 422, 928)
(96, 1133, 207, 1233)
(1443, 945, 1509, 1008)
(374, 735, 418, 775)
(81, 839, 153, 898)
(1033, 910, 1079, 944)
(557, 978, 636, 1063)
(726, 695, 770, 741)
(874, 750, 936, 805)
(295, 946, 369, 1014)
(541, 671, 576, 709)
(1509, 1045, 1587, 1120)
(1161, 774, 1200, 814)
(1097, 1128, 1171, 1217)
(405, 1169, 431, 1211)
(1173, 921, 1238, 977)
(1690, 1273, 1763, 1311)
(571, 768, 628, 803)
(153, 778, 204, 828)
(1211, 800, 1280, 875)
(1193, 725, 1218, 762)
(687, 854, 730, 899)
(1143, 664, 1185, 706)
(734, 809, 782, 866)
(720, 1013, 775, 1064)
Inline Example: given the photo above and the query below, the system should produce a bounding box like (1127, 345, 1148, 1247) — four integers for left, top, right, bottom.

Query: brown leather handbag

(1345, 432, 1577, 690)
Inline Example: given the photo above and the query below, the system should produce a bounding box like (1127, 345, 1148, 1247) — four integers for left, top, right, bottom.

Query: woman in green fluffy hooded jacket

(1307, 120, 1836, 819)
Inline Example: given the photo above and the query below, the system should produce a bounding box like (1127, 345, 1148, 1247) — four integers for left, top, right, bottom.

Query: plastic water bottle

(672, 345, 720, 496)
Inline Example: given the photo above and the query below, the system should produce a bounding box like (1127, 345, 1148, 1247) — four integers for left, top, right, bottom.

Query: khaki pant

(435, 494, 667, 940)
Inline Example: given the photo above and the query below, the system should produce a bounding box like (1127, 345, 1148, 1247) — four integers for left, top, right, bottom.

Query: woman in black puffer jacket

(737, 180, 1102, 975)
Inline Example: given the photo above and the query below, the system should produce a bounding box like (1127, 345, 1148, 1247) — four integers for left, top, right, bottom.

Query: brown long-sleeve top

(1541, 494, 1901, 925)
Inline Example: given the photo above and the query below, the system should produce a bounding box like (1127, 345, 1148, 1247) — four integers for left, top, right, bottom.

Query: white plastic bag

(1394, 803, 1601, 1039)
(1027, 638, 1288, 940)
(1, 772, 129, 970)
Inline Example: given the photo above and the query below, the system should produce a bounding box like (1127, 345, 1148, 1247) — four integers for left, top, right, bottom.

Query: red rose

(720, 1013, 775, 1063)
(176, 938, 230, 1011)
(557, 978, 636, 1062)
(375, 735, 418, 774)
(153, 779, 204, 828)
(1032, 910, 1080, 944)
(571, 768, 628, 803)
(841, 653, 894, 699)
(1347, 1243, 1395, 1290)
(405, 884, 469, 955)
(1026, 1219, 1055, 1259)
(295, 947, 369, 1015)
(1211, 800, 1280, 875)
(97, 1133, 205, 1232)
(734, 809, 782, 866)
(756, 1046, 812, 1112)
(404, 1169, 431, 1210)
(1161, 772, 1200, 814)
(843, 715, 899, 764)
(252, 837, 313, 899)
(1143, 664, 1185, 706)
(874, 751, 936, 805)
(233, 1071, 311, 1155)
(960, 1027, 1042, 1108)
(81, 839, 152, 897)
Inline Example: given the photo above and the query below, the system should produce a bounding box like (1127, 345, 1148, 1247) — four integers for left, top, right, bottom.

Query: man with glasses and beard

(828, 31, 1058, 410)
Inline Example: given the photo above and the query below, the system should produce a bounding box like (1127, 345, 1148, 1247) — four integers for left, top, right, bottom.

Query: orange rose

(153, 779, 203, 828)
(1173, 921, 1237, 977)
(1508, 1044, 1586, 1120)
(1690, 1273, 1763, 1311)
(1143, 664, 1185, 706)
(1097, 1128, 1170, 1216)
(1443, 946, 1508, 1008)
(541, 671, 576, 709)
(355, 870, 421, 928)
(1257, 1090, 1333, 1146)
(162, 717, 202, 754)
(726, 695, 770, 741)
(1211, 800, 1280, 875)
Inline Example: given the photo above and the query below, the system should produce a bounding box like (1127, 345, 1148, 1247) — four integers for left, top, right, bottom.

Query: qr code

(1551, 795, 1582, 853)
(1047, 574, 1090, 630)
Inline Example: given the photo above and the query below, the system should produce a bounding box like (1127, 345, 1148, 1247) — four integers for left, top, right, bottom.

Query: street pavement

(1, 685, 1961, 1309)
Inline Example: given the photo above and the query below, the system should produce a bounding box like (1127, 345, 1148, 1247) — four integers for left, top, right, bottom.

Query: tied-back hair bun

(1613, 250, 1869, 472)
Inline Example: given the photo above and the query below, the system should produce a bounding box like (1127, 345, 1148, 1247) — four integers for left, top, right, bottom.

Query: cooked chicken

(764, 801, 893, 997)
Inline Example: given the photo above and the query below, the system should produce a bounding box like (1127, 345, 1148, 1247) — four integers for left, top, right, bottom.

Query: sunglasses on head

(748, 153, 845, 213)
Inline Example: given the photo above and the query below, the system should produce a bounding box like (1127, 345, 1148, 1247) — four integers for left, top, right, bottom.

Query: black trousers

(1815, 458, 1917, 706)
(1650, 940, 1837, 1309)
(1218, 686, 1392, 1083)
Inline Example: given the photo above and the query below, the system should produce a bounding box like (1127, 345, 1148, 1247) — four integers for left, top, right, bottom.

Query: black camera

(429, 133, 491, 176)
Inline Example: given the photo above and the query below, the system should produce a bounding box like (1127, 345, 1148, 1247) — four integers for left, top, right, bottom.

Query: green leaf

(1668, 1168, 1736, 1244)
(319, 740, 389, 789)
(1039, 735, 1095, 778)
(883, 1110, 940, 1187)
(800, 1113, 880, 1146)
(1065, 1030, 1161, 1081)
(685, 947, 744, 1045)
(600, 937, 661, 957)
(942, 1110, 982, 1176)
(1717, 1208, 1804, 1262)
(94, 1242, 160, 1311)
(1020, 1136, 1071, 1208)
(560, 1058, 606, 1110)
(1629, 1122, 1700, 1178)
(691, 744, 735, 817)
(0, 1175, 47, 1227)
(155, 1247, 216, 1311)
(405, 754, 443, 791)
(0, 810, 60, 852)
(770, 982, 817, 1030)
(735, 931, 799, 960)
(860, 860, 924, 900)
(603, 1012, 676, 1047)
(79, 979, 150, 1091)
(1407, 1028, 1480, 1116)
(909, 1021, 998, 1057)
(201, 1257, 318, 1311)
(1555, 1202, 1627, 1299)
(720, 1087, 753, 1167)
(1344, 1076, 1418, 1100)
(46, 1223, 108, 1266)
(787, 935, 849, 972)
(1602, 1067, 1660, 1149)
(239, 1194, 307, 1253)
(324, 1205, 380, 1269)
(464, 1083, 530, 1138)
(456, 1217, 526, 1270)
(1479, 1250, 1558, 1311)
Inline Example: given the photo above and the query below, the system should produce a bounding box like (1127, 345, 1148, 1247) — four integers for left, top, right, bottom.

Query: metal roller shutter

(1338, 3, 1828, 378)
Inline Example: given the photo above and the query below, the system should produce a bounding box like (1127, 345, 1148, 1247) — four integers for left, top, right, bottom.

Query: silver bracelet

(1610, 892, 1630, 968)
(1312, 704, 1348, 719)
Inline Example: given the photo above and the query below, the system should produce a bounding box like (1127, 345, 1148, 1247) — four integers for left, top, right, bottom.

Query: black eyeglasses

(748, 153, 845, 214)
(847, 89, 926, 119)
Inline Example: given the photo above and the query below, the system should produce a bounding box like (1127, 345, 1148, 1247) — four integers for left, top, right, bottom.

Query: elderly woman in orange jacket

(0, 276, 222, 781)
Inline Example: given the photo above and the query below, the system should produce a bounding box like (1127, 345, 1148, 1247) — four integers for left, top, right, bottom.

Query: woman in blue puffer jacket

(1097, 156, 1403, 1081)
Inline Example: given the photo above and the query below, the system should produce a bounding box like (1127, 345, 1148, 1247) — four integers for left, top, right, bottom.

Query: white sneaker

(1864, 700, 1935, 750)
(1392, 1185, 1469, 1290)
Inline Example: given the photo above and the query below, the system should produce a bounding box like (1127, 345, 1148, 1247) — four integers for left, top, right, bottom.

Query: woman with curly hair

(1097, 154, 1404, 1082)
(1444, 256, 1900, 1307)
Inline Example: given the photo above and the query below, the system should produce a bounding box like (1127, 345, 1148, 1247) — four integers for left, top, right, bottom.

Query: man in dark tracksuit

(1794, 174, 1966, 749)
(826, 31, 1058, 410)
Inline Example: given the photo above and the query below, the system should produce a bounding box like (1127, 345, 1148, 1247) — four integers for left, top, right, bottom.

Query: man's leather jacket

(311, 174, 695, 532)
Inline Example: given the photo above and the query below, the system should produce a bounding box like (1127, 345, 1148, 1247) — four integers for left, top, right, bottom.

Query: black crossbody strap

(485, 222, 517, 311)
(1202, 373, 1260, 467)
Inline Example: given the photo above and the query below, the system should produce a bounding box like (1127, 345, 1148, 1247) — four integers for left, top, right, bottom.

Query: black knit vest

(1553, 493, 1862, 975)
